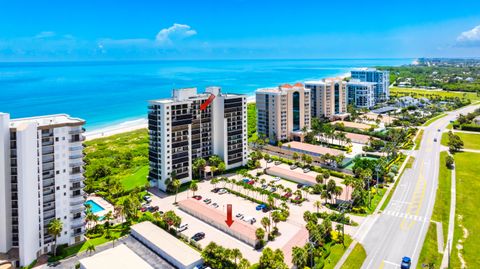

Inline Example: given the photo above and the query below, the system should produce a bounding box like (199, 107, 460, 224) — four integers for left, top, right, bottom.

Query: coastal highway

(358, 104, 479, 269)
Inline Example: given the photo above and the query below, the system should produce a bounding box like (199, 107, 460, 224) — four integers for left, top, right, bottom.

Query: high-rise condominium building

(0, 113, 86, 267)
(305, 78, 348, 119)
(347, 79, 377, 108)
(351, 68, 390, 102)
(256, 83, 311, 143)
(148, 87, 248, 191)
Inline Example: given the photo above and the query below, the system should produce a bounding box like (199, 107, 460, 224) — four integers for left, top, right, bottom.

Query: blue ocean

(0, 59, 411, 130)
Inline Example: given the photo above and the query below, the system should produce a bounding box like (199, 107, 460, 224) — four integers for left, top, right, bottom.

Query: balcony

(72, 228, 85, 237)
(70, 183, 84, 190)
(69, 154, 84, 160)
(70, 195, 85, 206)
(70, 219, 85, 229)
(68, 128, 85, 135)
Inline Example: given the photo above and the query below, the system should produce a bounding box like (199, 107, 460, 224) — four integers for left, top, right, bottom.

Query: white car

(217, 189, 228, 195)
(242, 216, 256, 224)
(271, 177, 281, 182)
(177, 224, 188, 232)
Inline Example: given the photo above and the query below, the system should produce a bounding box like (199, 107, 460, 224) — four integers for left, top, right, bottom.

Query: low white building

(130, 221, 203, 269)
(347, 79, 376, 108)
(0, 113, 86, 267)
(79, 244, 153, 269)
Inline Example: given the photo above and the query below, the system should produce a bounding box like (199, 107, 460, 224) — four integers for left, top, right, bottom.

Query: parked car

(211, 188, 220, 193)
(274, 161, 281, 165)
(269, 187, 277, 193)
(283, 192, 292, 198)
(203, 198, 212, 204)
(434, 138, 437, 142)
(177, 224, 189, 232)
(262, 207, 271, 213)
(303, 168, 310, 173)
(192, 195, 202, 200)
(211, 203, 219, 208)
(243, 216, 256, 224)
(267, 159, 273, 163)
(290, 165, 297, 170)
(143, 195, 152, 203)
(242, 178, 250, 183)
(191, 232, 205, 241)
(261, 184, 268, 189)
(256, 204, 267, 211)
(140, 206, 148, 212)
(247, 180, 255, 185)
(437, 128, 441, 132)
(294, 195, 302, 201)
(217, 189, 228, 195)
(271, 177, 281, 182)
(235, 213, 244, 219)
(297, 183, 304, 189)
(148, 205, 159, 212)
(400, 257, 411, 269)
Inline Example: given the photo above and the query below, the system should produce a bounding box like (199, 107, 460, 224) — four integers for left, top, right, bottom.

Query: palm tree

(86, 210, 99, 230)
(256, 228, 266, 241)
(231, 248, 242, 265)
(292, 152, 299, 164)
(172, 178, 181, 204)
(292, 246, 308, 269)
(316, 174, 324, 185)
(193, 157, 207, 179)
(114, 203, 124, 223)
(189, 180, 198, 197)
(238, 258, 251, 269)
(261, 217, 271, 235)
(111, 233, 119, 247)
(86, 243, 96, 256)
(342, 175, 355, 201)
(314, 200, 322, 213)
(103, 210, 113, 230)
(271, 211, 281, 229)
(47, 219, 63, 257)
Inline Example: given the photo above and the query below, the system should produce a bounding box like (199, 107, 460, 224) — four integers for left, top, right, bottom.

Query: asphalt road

(359, 104, 479, 269)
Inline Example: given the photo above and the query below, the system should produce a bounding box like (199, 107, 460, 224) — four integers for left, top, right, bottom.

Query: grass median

(342, 243, 367, 269)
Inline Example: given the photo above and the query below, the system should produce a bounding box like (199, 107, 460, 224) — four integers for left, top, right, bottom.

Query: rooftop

(79, 244, 153, 269)
(347, 79, 377, 86)
(282, 141, 343, 156)
(178, 198, 258, 245)
(8, 113, 85, 128)
(256, 83, 305, 94)
(130, 221, 202, 267)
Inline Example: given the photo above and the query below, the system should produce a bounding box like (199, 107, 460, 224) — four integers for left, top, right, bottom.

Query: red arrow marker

(200, 94, 216, 110)
(225, 204, 234, 227)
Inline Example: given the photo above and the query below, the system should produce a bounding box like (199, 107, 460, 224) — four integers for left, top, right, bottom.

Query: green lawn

(424, 114, 447, 126)
(441, 132, 448, 147)
(417, 151, 451, 267)
(414, 130, 424, 150)
(122, 165, 149, 190)
(390, 87, 480, 101)
(323, 236, 353, 269)
(342, 243, 367, 269)
(454, 132, 480, 150)
(451, 152, 480, 268)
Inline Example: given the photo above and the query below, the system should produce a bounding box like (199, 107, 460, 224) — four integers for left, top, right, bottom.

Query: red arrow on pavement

(225, 204, 234, 227)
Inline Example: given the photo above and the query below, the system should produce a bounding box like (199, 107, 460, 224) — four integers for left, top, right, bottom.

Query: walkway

(440, 162, 456, 268)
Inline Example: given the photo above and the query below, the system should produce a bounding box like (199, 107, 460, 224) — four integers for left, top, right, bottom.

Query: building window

(292, 91, 300, 131)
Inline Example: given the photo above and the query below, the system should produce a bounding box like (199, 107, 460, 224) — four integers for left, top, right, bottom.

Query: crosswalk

(382, 210, 425, 222)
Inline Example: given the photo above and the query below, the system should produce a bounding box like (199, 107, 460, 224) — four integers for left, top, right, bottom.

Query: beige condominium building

(305, 78, 348, 120)
(256, 83, 311, 143)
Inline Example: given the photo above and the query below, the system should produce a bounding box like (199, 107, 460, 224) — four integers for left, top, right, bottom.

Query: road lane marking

(400, 162, 427, 231)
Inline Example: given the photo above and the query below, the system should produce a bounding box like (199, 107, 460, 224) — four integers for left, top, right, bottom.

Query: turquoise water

(85, 200, 105, 213)
(0, 59, 411, 130)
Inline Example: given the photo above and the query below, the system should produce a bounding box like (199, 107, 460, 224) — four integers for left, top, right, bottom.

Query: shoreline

(84, 71, 350, 140)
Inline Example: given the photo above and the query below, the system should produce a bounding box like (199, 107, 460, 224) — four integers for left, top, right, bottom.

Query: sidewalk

(440, 158, 456, 268)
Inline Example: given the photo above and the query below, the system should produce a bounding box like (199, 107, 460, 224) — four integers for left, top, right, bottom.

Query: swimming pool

(85, 200, 105, 214)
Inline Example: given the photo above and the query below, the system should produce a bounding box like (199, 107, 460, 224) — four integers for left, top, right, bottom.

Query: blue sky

(1, 0, 480, 61)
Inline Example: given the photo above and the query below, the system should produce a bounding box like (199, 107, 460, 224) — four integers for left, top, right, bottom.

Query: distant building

(256, 83, 311, 142)
(351, 68, 390, 102)
(346, 79, 376, 108)
(305, 78, 348, 119)
(0, 113, 86, 267)
(148, 87, 247, 191)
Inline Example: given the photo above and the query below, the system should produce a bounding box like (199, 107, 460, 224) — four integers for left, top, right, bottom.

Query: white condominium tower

(148, 87, 248, 191)
(256, 83, 311, 143)
(347, 79, 377, 108)
(350, 68, 390, 102)
(305, 78, 348, 119)
(0, 113, 86, 267)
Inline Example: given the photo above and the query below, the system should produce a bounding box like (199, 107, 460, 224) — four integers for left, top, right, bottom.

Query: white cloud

(155, 23, 197, 46)
(457, 25, 480, 45)
(34, 31, 56, 39)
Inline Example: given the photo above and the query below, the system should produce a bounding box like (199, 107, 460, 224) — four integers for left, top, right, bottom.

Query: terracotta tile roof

(283, 141, 344, 156)
(280, 83, 293, 88)
(293, 82, 303, 87)
(178, 198, 259, 246)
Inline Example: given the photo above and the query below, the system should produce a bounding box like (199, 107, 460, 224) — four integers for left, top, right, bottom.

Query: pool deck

(87, 195, 114, 219)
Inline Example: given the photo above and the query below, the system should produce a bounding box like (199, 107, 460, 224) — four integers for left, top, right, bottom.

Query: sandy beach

(84, 118, 147, 141)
